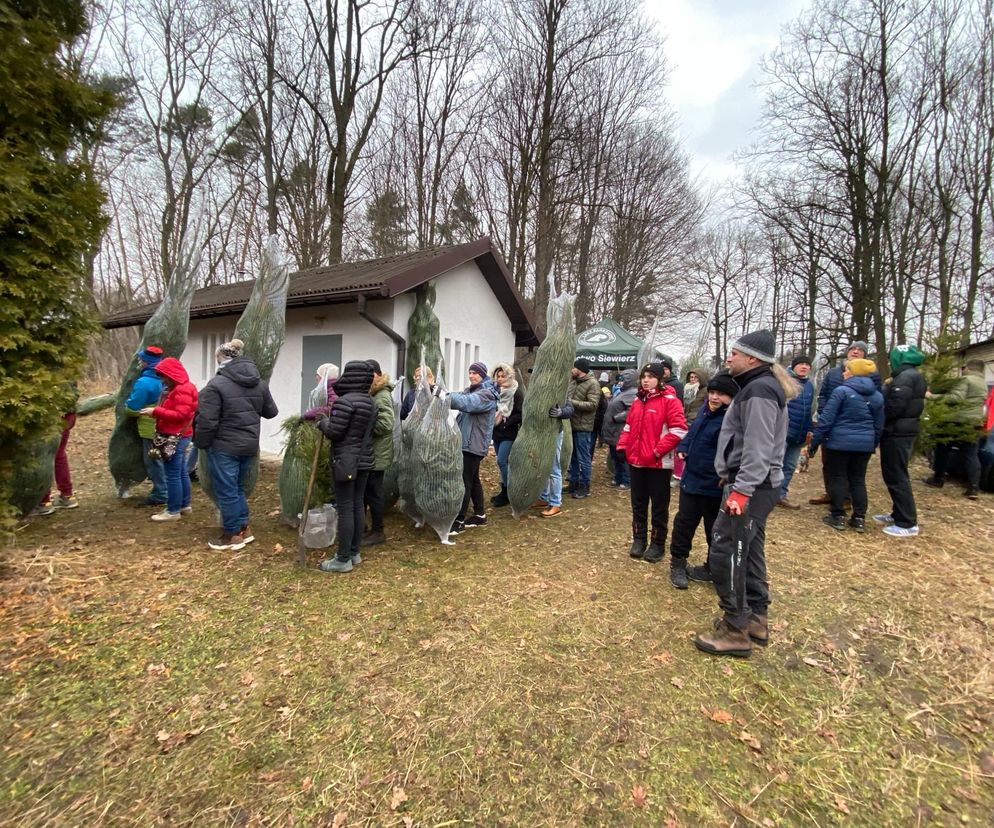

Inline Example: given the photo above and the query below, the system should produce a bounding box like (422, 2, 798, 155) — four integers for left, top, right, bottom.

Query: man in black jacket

(317, 361, 376, 572)
(195, 339, 279, 551)
(875, 345, 926, 537)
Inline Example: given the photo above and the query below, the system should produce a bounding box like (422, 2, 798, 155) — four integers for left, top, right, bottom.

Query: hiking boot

(531, 499, 549, 509)
(670, 560, 689, 590)
(883, 524, 920, 537)
(965, 487, 979, 500)
(490, 487, 510, 507)
(464, 514, 488, 528)
(747, 614, 769, 646)
(822, 514, 846, 531)
(848, 516, 866, 533)
(240, 524, 255, 544)
(319, 557, 353, 573)
(809, 493, 831, 505)
(873, 513, 894, 525)
(360, 530, 386, 546)
(449, 519, 466, 536)
(31, 501, 57, 516)
(923, 476, 944, 488)
(143, 497, 167, 507)
(686, 564, 713, 583)
(643, 540, 665, 564)
(629, 537, 647, 559)
(208, 532, 246, 551)
(541, 505, 562, 518)
(151, 510, 181, 522)
(53, 495, 78, 509)
(694, 619, 752, 658)
(777, 498, 801, 510)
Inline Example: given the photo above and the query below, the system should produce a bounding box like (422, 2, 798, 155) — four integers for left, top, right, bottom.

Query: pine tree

(0, 0, 115, 524)
(366, 189, 409, 257)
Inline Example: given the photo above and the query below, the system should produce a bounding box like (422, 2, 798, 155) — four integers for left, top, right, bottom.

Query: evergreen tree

(437, 181, 480, 245)
(366, 189, 409, 257)
(0, 0, 115, 524)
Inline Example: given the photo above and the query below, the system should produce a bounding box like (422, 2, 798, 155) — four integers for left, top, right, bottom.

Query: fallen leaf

(834, 795, 850, 814)
(670, 677, 685, 689)
(979, 750, 994, 775)
(738, 730, 762, 752)
(273, 543, 284, 554)
(720, 664, 734, 677)
(402, 817, 413, 828)
(240, 672, 256, 687)
(301, 776, 314, 792)
(631, 784, 648, 808)
(338, 632, 352, 643)
(650, 651, 673, 664)
(145, 663, 169, 676)
(390, 785, 408, 810)
(331, 811, 346, 827)
(156, 726, 205, 753)
(704, 706, 733, 725)
(802, 656, 821, 668)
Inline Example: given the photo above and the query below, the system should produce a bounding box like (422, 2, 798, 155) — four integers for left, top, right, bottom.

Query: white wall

(180, 262, 518, 455)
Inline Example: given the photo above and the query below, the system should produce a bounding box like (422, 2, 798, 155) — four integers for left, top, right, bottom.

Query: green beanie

(889, 344, 925, 374)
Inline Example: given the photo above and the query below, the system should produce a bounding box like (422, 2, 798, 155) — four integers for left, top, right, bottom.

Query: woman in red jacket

(140, 357, 198, 522)
(616, 363, 688, 563)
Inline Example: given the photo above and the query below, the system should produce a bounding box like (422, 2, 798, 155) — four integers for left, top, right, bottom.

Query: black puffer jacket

(194, 357, 278, 455)
(883, 365, 926, 436)
(317, 361, 376, 473)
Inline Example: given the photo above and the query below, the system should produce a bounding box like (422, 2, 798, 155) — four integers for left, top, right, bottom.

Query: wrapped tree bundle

(405, 283, 443, 387)
(412, 389, 463, 543)
(382, 380, 406, 510)
(277, 416, 332, 527)
(10, 433, 60, 516)
(508, 282, 576, 517)
(397, 377, 433, 524)
(108, 223, 201, 496)
(76, 393, 117, 416)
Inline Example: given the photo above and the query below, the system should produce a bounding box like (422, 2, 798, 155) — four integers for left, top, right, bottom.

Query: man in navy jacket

(778, 355, 816, 509)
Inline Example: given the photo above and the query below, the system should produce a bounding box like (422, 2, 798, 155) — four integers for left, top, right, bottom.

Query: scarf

(683, 382, 699, 406)
(495, 380, 517, 423)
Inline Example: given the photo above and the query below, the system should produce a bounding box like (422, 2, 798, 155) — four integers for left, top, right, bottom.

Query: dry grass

(1, 409, 993, 826)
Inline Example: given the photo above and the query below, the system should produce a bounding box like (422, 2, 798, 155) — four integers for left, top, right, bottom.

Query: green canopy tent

(575, 318, 670, 372)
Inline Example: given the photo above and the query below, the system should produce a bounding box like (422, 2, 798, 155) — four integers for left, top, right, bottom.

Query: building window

(464, 342, 471, 378)
(443, 338, 451, 382)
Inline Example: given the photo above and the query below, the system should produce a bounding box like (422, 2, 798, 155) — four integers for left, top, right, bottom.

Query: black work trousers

(364, 469, 385, 532)
(336, 469, 370, 562)
(457, 451, 485, 520)
(710, 486, 778, 630)
(669, 490, 721, 562)
(880, 434, 917, 528)
(629, 466, 672, 545)
(933, 439, 981, 489)
(825, 449, 871, 518)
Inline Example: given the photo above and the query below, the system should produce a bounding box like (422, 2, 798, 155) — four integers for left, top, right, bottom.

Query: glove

(725, 490, 750, 515)
(548, 405, 563, 418)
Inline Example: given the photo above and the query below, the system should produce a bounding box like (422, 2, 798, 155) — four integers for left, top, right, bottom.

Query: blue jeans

(780, 441, 804, 499)
(609, 445, 630, 486)
(142, 437, 168, 502)
(208, 449, 253, 534)
(495, 438, 514, 488)
(164, 436, 191, 514)
(569, 430, 594, 488)
(541, 431, 564, 507)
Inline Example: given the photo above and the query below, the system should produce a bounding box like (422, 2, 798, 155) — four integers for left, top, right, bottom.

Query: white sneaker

(883, 524, 919, 537)
(180, 506, 193, 515)
(872, 513, 894, 525)
(151, 510, 181, 522)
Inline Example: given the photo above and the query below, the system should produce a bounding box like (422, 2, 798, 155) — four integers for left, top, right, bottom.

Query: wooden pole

(297, 432, 324, 567)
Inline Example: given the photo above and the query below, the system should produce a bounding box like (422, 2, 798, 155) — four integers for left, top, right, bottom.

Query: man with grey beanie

(695, 329, 796, 658)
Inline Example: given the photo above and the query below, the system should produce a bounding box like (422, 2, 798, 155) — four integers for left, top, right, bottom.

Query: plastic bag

(397, 370, 434, 525)
(303, 503, 338, 549)
(412, 378, 464, 544)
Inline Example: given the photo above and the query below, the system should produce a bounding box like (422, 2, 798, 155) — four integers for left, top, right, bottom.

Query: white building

(104, 239, 539, 454)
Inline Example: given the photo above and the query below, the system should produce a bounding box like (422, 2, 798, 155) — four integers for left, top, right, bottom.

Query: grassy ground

(2, 409, 993, 827)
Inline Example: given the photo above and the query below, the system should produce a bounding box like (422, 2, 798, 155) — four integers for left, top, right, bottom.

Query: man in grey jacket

(695, 329, 791, 659)
(601, 369, 637, 488)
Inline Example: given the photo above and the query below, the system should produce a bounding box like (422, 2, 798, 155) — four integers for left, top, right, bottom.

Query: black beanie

(574, 357, 592, 373)
(707, 371, 739, 398)
(791, 354, 812, 369)
(641, 362, 665, 383)
(732, 329, 776, 363)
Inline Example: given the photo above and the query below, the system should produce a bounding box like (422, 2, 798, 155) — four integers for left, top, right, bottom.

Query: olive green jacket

(370, 375, 396, 470)
(568, 372, 602, 432)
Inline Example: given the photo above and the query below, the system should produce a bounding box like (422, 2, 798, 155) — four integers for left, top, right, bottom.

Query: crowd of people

(30, 328, 992, 658)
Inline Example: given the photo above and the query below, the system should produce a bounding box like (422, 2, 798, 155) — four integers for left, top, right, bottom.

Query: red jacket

(616, 385, 688, 469)
(152, 357, 198, 437)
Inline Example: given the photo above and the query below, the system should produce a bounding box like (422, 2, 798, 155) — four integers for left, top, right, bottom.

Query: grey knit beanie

(732, 329, 776, 364)
(847, 340, 869, 356)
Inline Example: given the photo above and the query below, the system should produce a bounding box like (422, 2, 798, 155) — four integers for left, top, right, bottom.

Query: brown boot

(777, 498, 801, 510)
(808, 493, 831, 505)
(694, 619, 752, 658)
(748, 614, 768, 646)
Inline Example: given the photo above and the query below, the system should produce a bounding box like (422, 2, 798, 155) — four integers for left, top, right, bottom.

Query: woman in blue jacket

(810, 358, 884, 532)
(669, 371, 739, 589)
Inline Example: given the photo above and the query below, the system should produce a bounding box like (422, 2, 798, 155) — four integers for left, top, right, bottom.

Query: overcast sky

(644, 0, 807, 183)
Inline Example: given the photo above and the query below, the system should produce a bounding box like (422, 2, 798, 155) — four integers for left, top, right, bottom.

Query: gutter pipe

(356, 294, 407, 385)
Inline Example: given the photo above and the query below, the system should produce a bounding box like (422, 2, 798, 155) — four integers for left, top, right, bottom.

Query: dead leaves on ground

(155, 726, 204, 753)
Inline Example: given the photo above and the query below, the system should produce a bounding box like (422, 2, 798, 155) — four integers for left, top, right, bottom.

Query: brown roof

(103, 237, 540, 347)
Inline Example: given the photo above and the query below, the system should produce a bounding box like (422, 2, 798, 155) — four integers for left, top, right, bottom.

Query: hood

(889, 344, 924, 374)
(474, 377, 500, 399)
(619, 369, 638, 391)
(219, 356, 262, 388)
(336, 360, 375, 395)
(371, 373, 393, 396)
(155, 357, 189, 385)
(845, 375, 878, 396)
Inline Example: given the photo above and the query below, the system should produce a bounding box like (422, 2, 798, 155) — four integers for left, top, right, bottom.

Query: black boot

(670, 558, 689, 589)
(629, 522, 647, 559)
(490, 486, 510, 507)
(643, 533, 664, 563)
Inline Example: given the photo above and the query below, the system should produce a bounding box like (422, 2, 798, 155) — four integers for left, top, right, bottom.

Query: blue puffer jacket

(675, 401, 727, 497)
(124, 367, 163, 439)
(811, 376, 884, 454)
(786, 372, 815, 444)
(818, 365, 882, 416)
(449, 378, 499, 457)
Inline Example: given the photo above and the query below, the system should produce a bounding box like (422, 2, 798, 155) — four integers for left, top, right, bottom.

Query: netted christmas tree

(277, 416, 332, 526)
(405, 283, 443, 385)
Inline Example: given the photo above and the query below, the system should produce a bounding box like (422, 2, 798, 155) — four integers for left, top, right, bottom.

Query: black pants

(458, 451, 485, 520)
(710, 486, 778, 629)
(933, 439, 981, 489)
(825, 449, 871, 518)
(336, 469, 370, 562)
(629, 466, 672, 545)
(670, 491, 721, 562)
(364, 469, 385, 532)
(880, 434, 917, 528)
